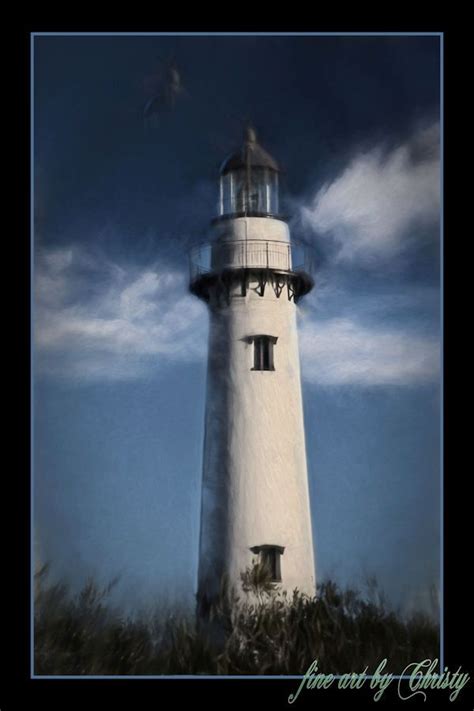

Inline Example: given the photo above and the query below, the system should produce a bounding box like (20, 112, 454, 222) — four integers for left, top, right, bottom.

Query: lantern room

(218, 126, 280, 218)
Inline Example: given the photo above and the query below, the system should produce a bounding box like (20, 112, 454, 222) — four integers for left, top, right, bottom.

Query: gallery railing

(189, 239, 315, 282)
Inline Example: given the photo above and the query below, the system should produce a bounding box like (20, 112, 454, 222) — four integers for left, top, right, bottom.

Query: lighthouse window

(219, 168, 279, 217)
(251, 335, 277, 371)
(250, 545, 284, 582)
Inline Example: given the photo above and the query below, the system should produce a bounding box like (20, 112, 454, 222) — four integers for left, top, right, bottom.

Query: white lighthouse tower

(190, 127, 316, 612)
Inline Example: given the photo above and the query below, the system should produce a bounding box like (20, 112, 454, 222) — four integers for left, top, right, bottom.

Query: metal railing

(189, 239, 314, 282)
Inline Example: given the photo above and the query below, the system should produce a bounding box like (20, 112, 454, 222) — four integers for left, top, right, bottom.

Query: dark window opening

(250, 545, 284, 582)
(250, 335, 277, 371)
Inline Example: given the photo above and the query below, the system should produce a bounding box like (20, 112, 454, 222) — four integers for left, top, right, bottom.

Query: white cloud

(34, 246, 207, 382)
(300, 121, 440, 263)
(34, 246, 439, 387)
(299, 316, 439, 387)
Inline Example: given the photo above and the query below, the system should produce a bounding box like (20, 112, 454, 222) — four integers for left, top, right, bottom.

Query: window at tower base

(250, 335, 278, 371)
(250, 545, 284, 582)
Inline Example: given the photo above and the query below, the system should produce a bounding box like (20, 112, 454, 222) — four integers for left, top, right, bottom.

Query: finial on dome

(219, 126, 279, 175)
(245, 125, 257, 144)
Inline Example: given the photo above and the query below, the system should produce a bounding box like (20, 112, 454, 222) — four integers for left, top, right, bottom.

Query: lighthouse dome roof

(220, 127, 279, 175)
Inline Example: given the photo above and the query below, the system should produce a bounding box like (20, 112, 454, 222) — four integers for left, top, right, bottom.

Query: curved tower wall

(197, 216, 316, 602)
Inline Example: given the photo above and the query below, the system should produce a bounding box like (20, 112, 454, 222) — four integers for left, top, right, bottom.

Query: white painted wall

(197, 217, 316, 604)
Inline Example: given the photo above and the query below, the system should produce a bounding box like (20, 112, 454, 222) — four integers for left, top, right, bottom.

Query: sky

(33, 34, 441, 617)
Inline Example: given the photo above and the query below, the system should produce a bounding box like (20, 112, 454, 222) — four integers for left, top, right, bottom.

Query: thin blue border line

(31, 32, 443, 37)
(32, 674, 420, 680)
(439, 32, 444, 673)
(30, 32, 35, 680)
(30, 32, 444, 681)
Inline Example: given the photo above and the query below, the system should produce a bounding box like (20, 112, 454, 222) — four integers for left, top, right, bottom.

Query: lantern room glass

(219, 168, 279, 217)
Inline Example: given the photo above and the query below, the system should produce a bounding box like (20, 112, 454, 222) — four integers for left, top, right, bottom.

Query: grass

(34, 563, 439, 676)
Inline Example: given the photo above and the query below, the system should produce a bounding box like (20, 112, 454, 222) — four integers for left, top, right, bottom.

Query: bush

(34, 563, 439, 676)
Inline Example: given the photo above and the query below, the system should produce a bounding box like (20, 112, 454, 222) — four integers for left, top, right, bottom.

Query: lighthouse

(190, 127, 316, 611)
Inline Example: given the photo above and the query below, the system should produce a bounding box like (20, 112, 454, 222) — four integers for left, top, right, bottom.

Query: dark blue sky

(33, 34, 441, 616)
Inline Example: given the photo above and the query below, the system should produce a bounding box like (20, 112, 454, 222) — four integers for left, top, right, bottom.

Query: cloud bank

(34, 247, 207, 382)
(300, 121, 440, 264)
(35, 245, 439, 388)
(299, 315, 439, 387)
